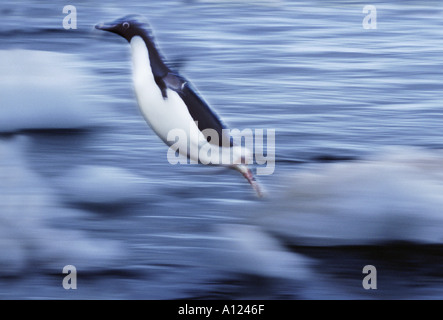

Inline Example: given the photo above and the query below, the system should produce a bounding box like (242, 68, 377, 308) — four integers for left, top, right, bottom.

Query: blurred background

(2, 0, 443, 299)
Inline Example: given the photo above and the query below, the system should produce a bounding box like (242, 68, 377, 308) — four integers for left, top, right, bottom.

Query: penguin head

(95, 15, 153, 42)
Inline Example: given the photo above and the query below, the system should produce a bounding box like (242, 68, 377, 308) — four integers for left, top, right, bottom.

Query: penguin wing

(159, 72, 232, 147)
(155, 72, 187, 99)
(163, 73, 187, 91)
(177, 83, 232, 148)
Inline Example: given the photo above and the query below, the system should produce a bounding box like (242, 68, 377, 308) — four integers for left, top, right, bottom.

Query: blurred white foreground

(214, 147, 443, 280)
(0, 137, 124, 276)
(0, 49, 106, 132)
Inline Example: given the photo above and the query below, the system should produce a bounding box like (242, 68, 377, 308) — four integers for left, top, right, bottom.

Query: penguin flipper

(155, 73, 187, 99)
(154, 76, 168, 98)
(163, 73, 187, 92)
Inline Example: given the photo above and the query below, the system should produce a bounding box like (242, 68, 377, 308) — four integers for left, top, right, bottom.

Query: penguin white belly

(130, 37, 194, 140)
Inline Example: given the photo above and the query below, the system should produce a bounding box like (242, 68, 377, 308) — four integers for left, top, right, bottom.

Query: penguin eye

(122, 22, 130, 29)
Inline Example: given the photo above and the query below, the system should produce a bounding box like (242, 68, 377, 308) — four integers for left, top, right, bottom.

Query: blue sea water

(2, 0, 443, 299)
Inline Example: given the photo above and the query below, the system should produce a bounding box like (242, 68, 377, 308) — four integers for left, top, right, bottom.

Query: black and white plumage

(95, 15, 263, 197)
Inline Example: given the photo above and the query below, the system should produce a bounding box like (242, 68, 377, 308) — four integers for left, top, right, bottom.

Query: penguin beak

(95, 21, 118, 32)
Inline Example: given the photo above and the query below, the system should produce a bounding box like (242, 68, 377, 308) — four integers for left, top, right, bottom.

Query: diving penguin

(95, 15, 263, 197)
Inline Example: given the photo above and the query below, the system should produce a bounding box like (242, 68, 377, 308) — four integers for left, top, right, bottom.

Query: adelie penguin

(95, 15, 264, 197)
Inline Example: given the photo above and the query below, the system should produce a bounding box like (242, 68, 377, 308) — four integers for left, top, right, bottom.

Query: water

(2, 0, 443, 299)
